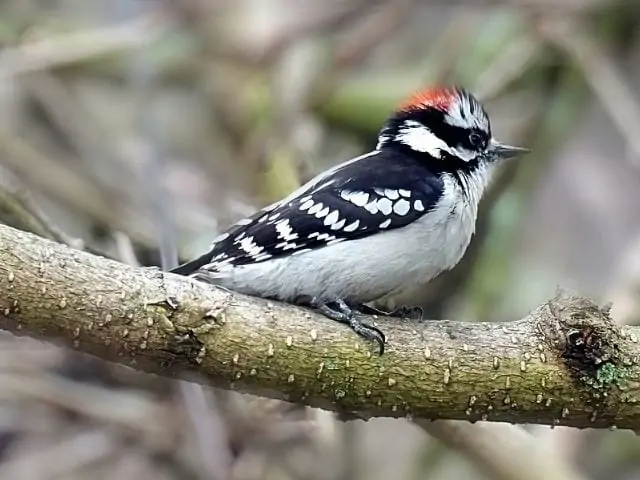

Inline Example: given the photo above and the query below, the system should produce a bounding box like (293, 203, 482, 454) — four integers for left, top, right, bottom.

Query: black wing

(171, 150, 444, 273)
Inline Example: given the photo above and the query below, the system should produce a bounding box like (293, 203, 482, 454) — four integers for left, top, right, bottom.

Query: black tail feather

(169, 252, 213, 276)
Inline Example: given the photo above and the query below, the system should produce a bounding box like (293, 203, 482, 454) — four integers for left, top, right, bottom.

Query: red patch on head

(398, 86, 458, 112)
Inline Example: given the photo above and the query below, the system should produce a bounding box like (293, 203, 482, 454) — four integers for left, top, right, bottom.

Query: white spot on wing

(300, 199, 314, 211)
(347, 191, 369, 207)
(324, 210, 340, 226)
(393, 199, 411, 216)
(330, 218, 346, 230)
(315, 206, 330, 218)
(414, 200, 425, 212)
(308, 202, 323, 215)
(276, 241, 301, 251)
(275, 151, 378, 207)
(253, 252, 273, 262)
(239, 236, 263, 256)
(236, 218, 253, 226)
(384, 189, 399, 200)
(315, 233, 336, 242)
(399, 189, 411, 198)
(364, 201, 378, 214)
(275, 218, 298, 241)
(343, 220, 359, 232)
(377, 197, 393, 215)
(379, 219, 391, 228)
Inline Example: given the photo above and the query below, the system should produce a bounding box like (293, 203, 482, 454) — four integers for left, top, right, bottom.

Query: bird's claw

(348, 314, 386, 355)
(301, 297, 387, 355)
(356, 303, 423, 321)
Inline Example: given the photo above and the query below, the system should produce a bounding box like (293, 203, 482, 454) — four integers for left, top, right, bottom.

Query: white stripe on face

(394, 120, 479, 162)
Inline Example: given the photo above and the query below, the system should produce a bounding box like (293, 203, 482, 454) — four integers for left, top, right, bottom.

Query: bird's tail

(169, 251, 213, 276)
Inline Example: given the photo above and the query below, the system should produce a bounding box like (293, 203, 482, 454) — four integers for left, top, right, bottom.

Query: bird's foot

(356, 304, 424, 321)
(297, 296, 386, 355)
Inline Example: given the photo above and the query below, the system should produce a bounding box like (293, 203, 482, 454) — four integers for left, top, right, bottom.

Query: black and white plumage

(172, 86, 528, 354)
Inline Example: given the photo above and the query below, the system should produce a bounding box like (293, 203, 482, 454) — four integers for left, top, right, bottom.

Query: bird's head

(377, 86, 528, 173)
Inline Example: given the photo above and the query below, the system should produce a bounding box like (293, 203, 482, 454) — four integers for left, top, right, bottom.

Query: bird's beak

(489, 139, 529, 160)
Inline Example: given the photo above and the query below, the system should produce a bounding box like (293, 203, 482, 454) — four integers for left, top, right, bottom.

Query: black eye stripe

(393, 109, 490, 151)
(429, 122, 478, 150)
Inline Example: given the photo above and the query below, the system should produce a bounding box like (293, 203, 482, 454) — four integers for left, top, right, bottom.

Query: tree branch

(1, 223, 640, 428)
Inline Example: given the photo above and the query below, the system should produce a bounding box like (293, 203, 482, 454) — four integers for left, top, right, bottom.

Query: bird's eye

(469, 132, 484, 149)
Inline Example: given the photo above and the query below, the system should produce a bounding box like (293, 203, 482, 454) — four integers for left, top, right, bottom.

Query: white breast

(210, 165, 494, 305)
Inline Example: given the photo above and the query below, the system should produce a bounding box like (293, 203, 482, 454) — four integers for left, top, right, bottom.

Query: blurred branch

(0, 185, 70, 244)
(536, 18, 640, 161)
(418, 421, 587, 480)
(0, 429, 116, 479)
(0, 131, 155, 245)
(425, 0, 634, 8)
(0, 15, 164, 79)
(610, 236, 640, 326)
(170, 0, 391, 65)
(474, 35, 541, 101)
(2, 225, 640, 429)
(333, 0, 415, 68)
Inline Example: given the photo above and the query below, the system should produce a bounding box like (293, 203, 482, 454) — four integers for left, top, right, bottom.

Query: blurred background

(1, 0, 640, 479)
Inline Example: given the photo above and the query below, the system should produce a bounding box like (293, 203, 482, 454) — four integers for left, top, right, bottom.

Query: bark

(1, 223, 639, 428)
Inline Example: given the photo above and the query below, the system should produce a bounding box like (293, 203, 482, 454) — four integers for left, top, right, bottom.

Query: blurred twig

(170, 0, 392, 65)
(0, 15, 164, 80)
(417, 420, 587, 480)
(423, 0, 635, 8)
(474, 35, 541, 101)
(22, 72, 128, 181)
(0, 130, 156, 245)
(3, 188, 84, 249)
(536, 18, 640, 162)
(0, 373, 170, 435)
(177, 382, 233, 480)
(0, 184, 73, 245)
(113, 232, 140, 267)
(610, 237, 640, 326)
(333, 0, 416, 68)
(0, 429, 116, 479)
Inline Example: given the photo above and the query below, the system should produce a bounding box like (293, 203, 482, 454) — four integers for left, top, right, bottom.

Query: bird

(171, 85, 528, 354)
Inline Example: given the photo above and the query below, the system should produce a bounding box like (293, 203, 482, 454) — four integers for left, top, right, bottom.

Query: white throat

(452, 161, 494, 204)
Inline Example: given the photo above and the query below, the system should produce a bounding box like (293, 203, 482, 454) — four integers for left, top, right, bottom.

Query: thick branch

(1, 224, 640, 428)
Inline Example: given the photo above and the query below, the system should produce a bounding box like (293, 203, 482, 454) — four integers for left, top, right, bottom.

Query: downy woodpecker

(171, 86, 528, 354)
